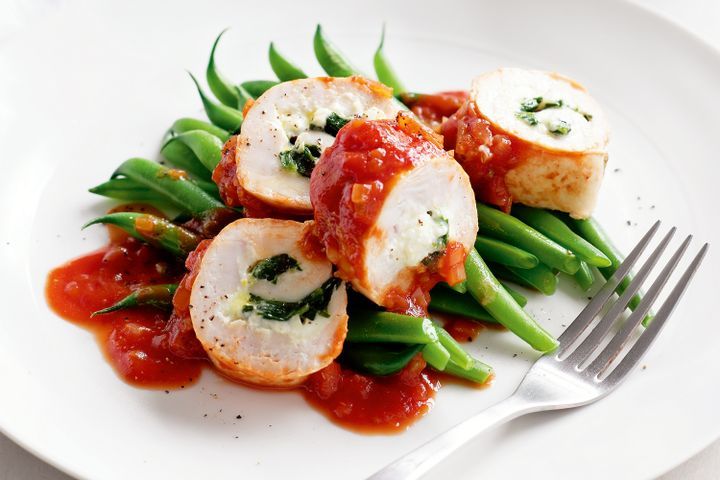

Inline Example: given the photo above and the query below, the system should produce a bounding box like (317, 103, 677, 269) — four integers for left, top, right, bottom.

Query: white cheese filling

(222, 254, 334, 337)
(382, 207, 449, 268)
(471, 68, 608, 152)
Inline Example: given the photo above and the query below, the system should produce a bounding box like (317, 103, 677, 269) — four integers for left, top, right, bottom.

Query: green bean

(506, 264, 558, 296)
(188, 73, 243, 132)
(346, 310, 438, 344)
(164, 130, 223, 172)
(167, 117, 229, 141)
(129, 160, 218, 198)
(313, 24, 361, 77)
(193, 179, 221, 199)
(491, 262, 557, 296)
(429, 286, 497, 323)
(236, 84, 253, 108)
(92, 284, 178, 316)
(92, 170, 218, 209)
(421, 340, 450, 371)
(207, 30, 254, 109)
(373, 24, 406, 94)
(465, 249, 558, 352)
(268, 42, 308, 81)
(445, 281, 467, 294)
(397, 92, 421, 109)
(434, 325, 473, 370)
(341, 343, 423, 376)
(160, 139, 213, 181)
(443, 358, 493, 384)
(206, 29, 242, 108)
(113, 158, 225, 216)
(442, 279, 525, 304)
(475, 236, 539, 269)
(477, 203, 580, 274)
(240, 80, 278, 98)
(511, 206, 611, 268)
(489, 263, 535, 290)
(83, 212, 200, 257)
(572, 261, 596, 291)
(501, 282, 528, 307)
(430, 281, 526, 322)
(89, 178, 169, 204)
(569, 217, 650, 323)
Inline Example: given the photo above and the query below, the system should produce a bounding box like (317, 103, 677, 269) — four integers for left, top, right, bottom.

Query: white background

(0, 0, 718, 478)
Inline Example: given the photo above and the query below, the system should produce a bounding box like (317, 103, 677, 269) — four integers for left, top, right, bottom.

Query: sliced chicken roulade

(444, 67, 609, 218)
(189, 218, 348, 387)
(310, 113, 478, 315)
(233, 76, 403, 214)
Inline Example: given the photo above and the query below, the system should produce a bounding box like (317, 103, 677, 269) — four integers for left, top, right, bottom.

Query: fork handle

(368, 395, 533, 480)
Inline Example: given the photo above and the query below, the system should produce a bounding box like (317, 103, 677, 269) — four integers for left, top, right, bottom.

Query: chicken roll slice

(189, 218, 348, 387)
(311, 113, 478, 315)
(444, 67, 609, 218)
(235, 76, 403, 213)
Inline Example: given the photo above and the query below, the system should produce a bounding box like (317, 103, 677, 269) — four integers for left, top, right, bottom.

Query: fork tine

(564, 227, 676, 366)
(557, 220, 660, 355)
(585, 235, 692, 377)
(604, 243, 709, 386)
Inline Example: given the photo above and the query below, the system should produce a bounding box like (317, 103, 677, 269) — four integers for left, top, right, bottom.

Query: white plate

(1, 0, 719, 478)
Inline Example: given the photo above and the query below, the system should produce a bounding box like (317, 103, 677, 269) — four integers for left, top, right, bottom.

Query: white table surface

(0, 0, 718, 478)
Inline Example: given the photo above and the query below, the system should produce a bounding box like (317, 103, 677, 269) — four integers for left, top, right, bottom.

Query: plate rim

(2, 0, 720, 478)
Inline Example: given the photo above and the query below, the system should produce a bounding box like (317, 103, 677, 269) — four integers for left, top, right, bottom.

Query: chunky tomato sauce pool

(303, 356, 440, 432)
(46, 227, 447, 431)
(46, 231, 204, 388)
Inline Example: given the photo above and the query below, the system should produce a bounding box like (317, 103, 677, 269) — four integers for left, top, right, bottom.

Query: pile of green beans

(471, 203, 649, 323)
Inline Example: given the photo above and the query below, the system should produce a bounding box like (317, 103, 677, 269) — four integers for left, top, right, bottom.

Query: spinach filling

(242, 277, 341, 323)
(278, 112, 351, 177)
(515, 96, 592, 136)
(515, 111, 539, 126)
(547, 119, 572, 136)
(323, 112, 351, 136)
(249, 253, 302, 284)
(421, 214, 449, 267)
(520, 97, 564, 112)
(279, 144, 322, 178)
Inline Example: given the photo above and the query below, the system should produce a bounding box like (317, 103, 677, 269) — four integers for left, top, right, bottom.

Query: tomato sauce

(443, 101, 538, 212)
(405, 91, 538, 212)
(214, 135, 275, 218)
(444, 317, 486, 343)
(310, 115, 468, 315)
(303, 356, 440, 432)
(46, 231, 204, 388)
(401, 91, 469, 131)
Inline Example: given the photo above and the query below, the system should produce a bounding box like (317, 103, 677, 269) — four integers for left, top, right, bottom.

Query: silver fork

(370, 221, 708, 480)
